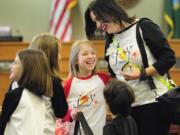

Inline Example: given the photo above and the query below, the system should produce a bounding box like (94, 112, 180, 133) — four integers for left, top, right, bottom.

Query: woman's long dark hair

(85, 0, 135, 40)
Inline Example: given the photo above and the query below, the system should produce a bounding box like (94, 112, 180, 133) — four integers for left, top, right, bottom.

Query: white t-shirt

(64, 73, 109, 135)
(4, 89, 56, 135)
(106, 23, 168, 106)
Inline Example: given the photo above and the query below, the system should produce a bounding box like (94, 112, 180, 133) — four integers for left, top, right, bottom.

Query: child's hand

(70, 109, 78, 120)
(55, 119, 71, 135)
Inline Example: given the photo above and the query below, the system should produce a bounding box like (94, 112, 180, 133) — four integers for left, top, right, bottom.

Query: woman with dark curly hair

(84, 0, 176, 135)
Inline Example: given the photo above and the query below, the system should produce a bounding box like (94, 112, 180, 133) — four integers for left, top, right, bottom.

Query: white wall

(127, 0, 164, 29)
(0, 0, 166, 41)
(0, 0, 51, 41)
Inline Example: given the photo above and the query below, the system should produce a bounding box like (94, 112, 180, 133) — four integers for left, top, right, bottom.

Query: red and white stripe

(50, 0, 75, 42)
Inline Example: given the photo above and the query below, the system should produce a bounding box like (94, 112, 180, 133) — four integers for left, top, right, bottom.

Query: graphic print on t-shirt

(77, 90, 96, 110)
(107, 43, 139, 71)
(68, 87, 100, 112)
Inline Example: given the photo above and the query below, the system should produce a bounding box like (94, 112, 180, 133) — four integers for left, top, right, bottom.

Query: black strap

(74, 120, 80, 135)
(136, 19, 156, 90)
(73, 112, 94, 135)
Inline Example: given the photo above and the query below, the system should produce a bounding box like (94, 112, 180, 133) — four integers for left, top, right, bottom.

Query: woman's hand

(120, 68, 141, 81)
(120, 66, 157, 81)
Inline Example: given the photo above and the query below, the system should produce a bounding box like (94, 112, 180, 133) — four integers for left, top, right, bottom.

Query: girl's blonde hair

(69, 39, 96, 77)
(18, 49, 53, 97)
(29, 33, 61, 79)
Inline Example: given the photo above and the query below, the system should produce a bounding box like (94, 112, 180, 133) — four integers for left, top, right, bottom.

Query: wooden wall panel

(0, 72, 10, 104)
(0, 42, 28, 60)
(169, 40, 180, 57)
(0, 40, 180, 106)
(169, 40, 180, 86)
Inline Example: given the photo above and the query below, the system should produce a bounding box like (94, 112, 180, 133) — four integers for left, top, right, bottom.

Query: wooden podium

(0, 40, 180, 105)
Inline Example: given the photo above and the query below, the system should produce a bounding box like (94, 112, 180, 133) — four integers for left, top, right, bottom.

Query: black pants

(131, 102, 171, 135)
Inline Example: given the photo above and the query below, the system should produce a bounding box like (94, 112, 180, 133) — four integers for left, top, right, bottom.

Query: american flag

(50, 0, 77, 42)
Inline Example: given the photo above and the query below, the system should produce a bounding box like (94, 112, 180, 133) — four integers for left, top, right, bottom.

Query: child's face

(77, 44, 97, 75)
(9, 55, 23, 81)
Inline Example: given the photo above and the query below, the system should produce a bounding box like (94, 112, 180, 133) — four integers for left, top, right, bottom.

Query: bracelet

(139, 68, 148, 81)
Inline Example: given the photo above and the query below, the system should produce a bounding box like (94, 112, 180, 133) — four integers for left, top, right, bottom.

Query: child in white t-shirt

(63, 40, 110, 135)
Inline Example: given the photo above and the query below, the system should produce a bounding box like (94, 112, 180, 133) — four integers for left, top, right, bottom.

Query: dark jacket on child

(103, 115, 138, 135)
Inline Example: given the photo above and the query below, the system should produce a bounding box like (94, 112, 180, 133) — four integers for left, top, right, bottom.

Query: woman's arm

(140, 18, 176, 75)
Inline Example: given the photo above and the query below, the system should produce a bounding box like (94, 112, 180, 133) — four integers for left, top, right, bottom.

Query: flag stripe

(55, 7, 70, 37)
(164, 0, 180, 38)
(54, 0, 68, 35)
(63, 24, 72, 41)
(51, 0, 66, 34)
(50, 0, 76, 42)
(61, 19, 71, 41)
(50, 0, 60, 29)
(164, 14, 174, 39)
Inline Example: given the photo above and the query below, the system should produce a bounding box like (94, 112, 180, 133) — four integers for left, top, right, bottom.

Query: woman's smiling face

(90, 11, 122, 34)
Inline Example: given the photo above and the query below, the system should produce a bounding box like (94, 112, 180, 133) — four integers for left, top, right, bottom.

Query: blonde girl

(63, 40, 110, 135)
(29, 33, 68, 118)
